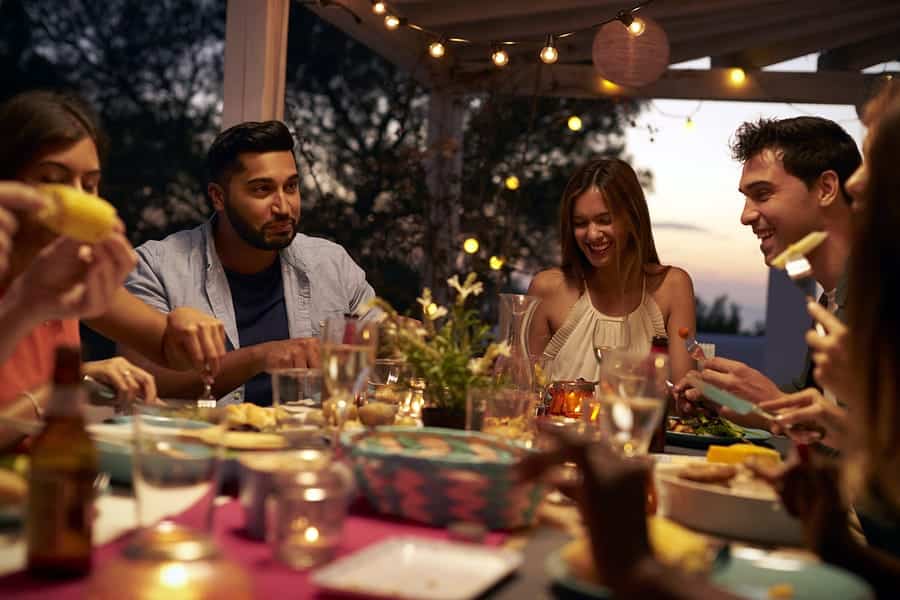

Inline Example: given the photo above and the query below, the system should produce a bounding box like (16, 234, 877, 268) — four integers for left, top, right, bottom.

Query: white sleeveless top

(541, 281, 666, 382)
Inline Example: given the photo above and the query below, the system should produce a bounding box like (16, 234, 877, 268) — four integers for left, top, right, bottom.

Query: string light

(539, 35, 558, 64)
(491, 44, 509, 68)
(463, 237, 480, 254)
(728, 67, 747, 86)
(627, 17, 646, 36)
(384, 14, 401, 30)
(505, 175, 520, 190)
(371, 1, 386, 15)
(489, 256, 505, 270)
(599, 78, 621, 93)
(428, 40, 446, 58)
(684, 116, 695, 130)
(567, 115, 583, 131)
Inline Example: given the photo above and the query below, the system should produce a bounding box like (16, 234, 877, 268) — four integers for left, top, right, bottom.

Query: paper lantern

(592, 15, 670, 88)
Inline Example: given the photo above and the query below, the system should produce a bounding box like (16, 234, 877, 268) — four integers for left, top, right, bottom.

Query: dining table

(0, 433, 855, 600)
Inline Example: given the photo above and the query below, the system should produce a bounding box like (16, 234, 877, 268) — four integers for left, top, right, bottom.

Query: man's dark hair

(731, 116, 861, 202)
(206, 120, 295, 186)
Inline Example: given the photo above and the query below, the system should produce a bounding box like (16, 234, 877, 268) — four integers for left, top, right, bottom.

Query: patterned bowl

(341, 427, 545, 530)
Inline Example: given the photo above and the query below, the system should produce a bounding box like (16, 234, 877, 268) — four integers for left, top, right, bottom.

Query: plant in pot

(365, 273, 509, 429)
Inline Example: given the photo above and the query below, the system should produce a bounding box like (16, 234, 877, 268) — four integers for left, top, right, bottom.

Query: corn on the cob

(36, 184, 117, 243)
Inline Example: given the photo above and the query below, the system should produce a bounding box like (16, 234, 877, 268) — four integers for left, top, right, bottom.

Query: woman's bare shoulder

(528, 268, 572, 297)
(646, 264, 694, 298)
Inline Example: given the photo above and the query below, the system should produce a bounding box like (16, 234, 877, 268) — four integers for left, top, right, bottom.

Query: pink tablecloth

(2, 498, 507, 598)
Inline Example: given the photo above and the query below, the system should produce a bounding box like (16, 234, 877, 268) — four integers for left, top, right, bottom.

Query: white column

(222, 0, 290, 129)
(423, 92, 465, 298)
(763, 269, 815, 386)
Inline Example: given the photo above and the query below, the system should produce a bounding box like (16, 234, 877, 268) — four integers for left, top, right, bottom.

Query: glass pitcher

(493, 293, 541, 391)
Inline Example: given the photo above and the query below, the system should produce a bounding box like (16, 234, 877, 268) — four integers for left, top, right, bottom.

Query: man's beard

(224, 197, 299, 251)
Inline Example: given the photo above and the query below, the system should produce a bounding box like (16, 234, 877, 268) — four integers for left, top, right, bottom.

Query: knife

(685, 375, 778, 421)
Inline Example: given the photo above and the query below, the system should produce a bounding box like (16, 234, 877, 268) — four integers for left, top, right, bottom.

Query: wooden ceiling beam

(818, 30, 900, 71)
(448, 65, 879, 106)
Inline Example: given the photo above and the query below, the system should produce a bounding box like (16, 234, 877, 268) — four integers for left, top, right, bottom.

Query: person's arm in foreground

(518, 431, 741, 600)
(753, 457, 900, 599)
(663, 268, 697, 384)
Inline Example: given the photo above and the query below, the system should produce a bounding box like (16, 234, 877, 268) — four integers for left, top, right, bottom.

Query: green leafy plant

(365, 273, 509, 410)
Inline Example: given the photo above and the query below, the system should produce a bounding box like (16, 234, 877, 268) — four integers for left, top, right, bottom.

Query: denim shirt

(125, 219, 375, 405)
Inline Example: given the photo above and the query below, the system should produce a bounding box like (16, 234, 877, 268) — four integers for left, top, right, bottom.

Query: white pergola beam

(453, 65, 882, 106)
(222, 0, 290, 128)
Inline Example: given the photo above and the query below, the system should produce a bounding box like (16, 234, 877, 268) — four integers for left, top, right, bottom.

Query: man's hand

(759, 388, 848, 449)
(261, 338, 322, 370)
(0, 182, 46, 278)
(161, 307, 227, 374)
(8, 233, 136, 324)
(83, 356, 158, 405)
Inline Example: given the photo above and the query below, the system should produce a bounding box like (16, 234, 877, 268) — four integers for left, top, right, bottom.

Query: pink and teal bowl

(341, 427, 545, 530)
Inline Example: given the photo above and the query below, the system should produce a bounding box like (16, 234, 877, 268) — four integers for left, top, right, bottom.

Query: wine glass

(320, 317, 378, 444)
(592, 318, 630, 367)
(587, 350, 667, 457)
(271, 367, 325, 448)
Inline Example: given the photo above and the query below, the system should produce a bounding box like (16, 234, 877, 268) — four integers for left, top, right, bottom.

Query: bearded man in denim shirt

(122, 121, 374, 406)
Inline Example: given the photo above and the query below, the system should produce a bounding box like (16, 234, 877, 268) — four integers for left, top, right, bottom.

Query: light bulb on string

(729, 68, 747, 86)
(371, 1, 386, 15)
(505, 175, 520, 190)
(428, 40, 446, 59)
(384, 14, 401, 30)
(491, 44, 509, 68)
(539, 35, 558, 64)
(489, 256, 505, 270)
(463, 237, 480, 254)
(567, 115, 583, 131)
(685, 116, 695, 130)
(627, 17, 645, 36)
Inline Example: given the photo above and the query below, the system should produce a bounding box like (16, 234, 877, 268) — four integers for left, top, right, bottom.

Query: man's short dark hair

(731, 116, 861, 202)
(206, 120, 295, 186)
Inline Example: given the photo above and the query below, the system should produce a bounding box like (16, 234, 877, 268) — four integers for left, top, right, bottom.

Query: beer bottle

(27, 345, 98, 578)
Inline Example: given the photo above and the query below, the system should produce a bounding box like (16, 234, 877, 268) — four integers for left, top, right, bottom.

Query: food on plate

(322, 398, 358, 424)
(0, 468, 27, 506)
(358, 401, 397, 427)
(667, 415, 746, 438)
(373, 384, 406, 404)
(222, 431, 287, 450)
(37, 184, 118, 243)
(770, 231, 828, 270)
(706, 443, 781, 467)
(482, 415, 531, 442)
(677, 462, 737, 485)
(768, 583, 795, 599)
(225, 403, 287, 431)
(562, 516, 712, 584)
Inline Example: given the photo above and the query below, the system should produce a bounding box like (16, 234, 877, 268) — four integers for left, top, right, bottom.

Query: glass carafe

(493, 294, 540, 391)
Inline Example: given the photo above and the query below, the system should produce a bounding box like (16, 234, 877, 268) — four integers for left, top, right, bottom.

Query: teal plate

(546, 548, 873, 599)
(666, 426, 772, 449)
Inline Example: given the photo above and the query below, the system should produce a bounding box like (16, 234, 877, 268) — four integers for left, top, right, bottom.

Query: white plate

(656, 463, 804, 546)
(311, 537, 522, 600)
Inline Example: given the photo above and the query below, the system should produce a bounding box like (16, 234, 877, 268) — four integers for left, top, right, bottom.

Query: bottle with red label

(647, 335, 669, 454)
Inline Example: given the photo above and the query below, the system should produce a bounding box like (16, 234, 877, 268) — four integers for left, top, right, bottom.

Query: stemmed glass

(320, 317, 378, 445)
(587, 350, 668, 457)
(592, 318, 630, 367)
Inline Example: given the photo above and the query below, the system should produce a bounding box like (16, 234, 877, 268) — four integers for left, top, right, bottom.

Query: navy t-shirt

(224, 257, 290, 406)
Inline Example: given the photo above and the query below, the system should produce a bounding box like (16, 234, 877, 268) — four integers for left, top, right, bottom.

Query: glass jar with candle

(266, 452, 354, 569)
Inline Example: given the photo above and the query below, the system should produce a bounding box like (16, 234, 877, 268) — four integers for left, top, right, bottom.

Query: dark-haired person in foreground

(122, 121, 375, 406)
(674, 116, 861, 426)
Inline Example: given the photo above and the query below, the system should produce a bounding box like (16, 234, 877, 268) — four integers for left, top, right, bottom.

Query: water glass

(131, 403, 225, 531)
(586, 350, 668, 457)
(271, 368, 325, 447)
(358, 358, 407, 427)
(467, 386, 536, 443)
(592, 317, 630, 366)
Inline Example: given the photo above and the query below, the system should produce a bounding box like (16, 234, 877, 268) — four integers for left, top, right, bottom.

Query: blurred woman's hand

(759, 388, 849, 450)
(805, 301, 854, 403)
(83, 356, 158, 405)
(0, 182, 46, 278)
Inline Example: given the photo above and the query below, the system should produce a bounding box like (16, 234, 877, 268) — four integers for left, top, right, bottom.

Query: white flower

(416, 288, 447, 321)
(448, 272, 484, 305)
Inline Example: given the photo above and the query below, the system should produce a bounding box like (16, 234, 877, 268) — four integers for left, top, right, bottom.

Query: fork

(197, 364, 217, 409)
